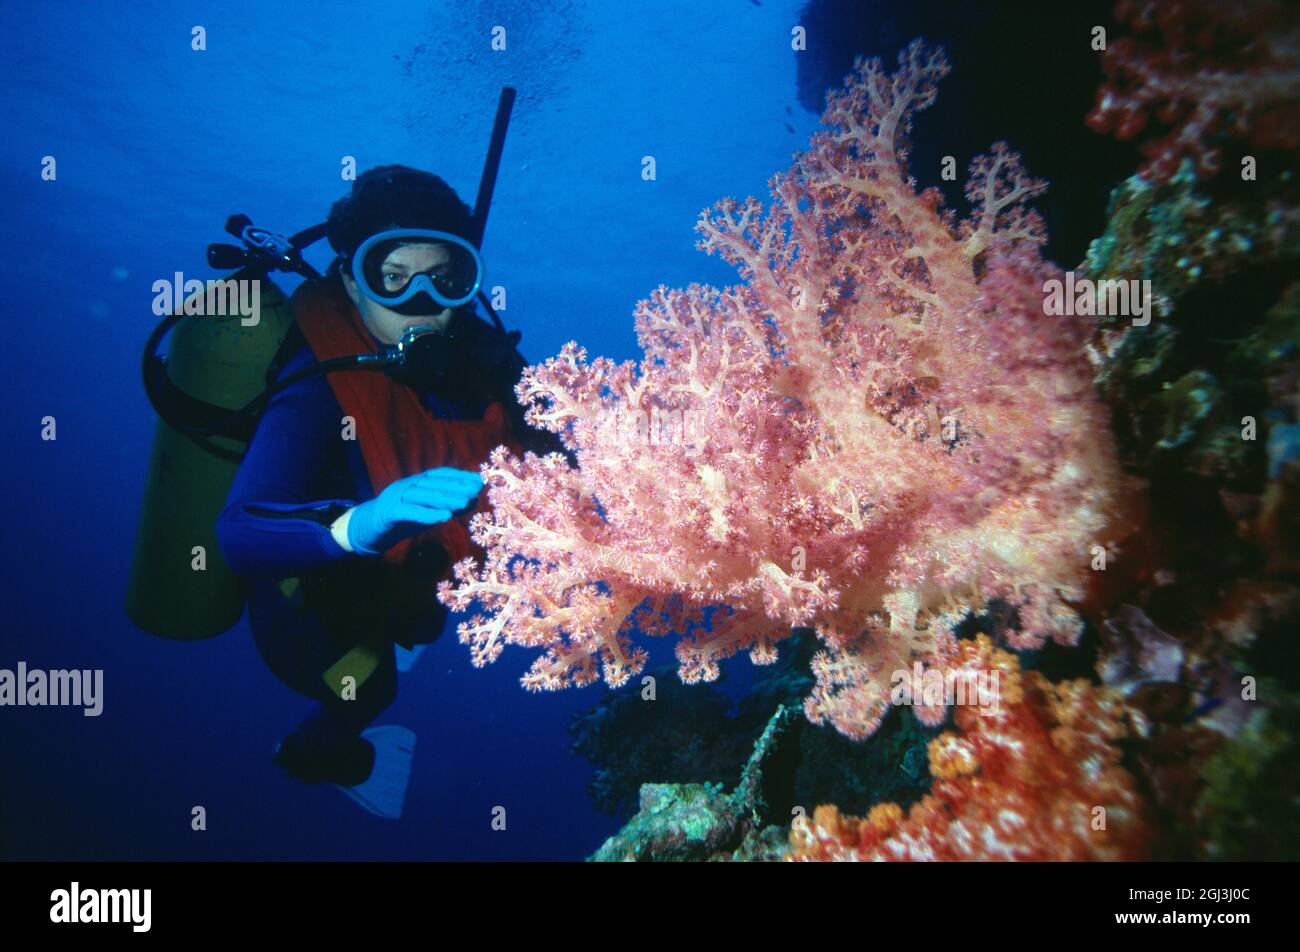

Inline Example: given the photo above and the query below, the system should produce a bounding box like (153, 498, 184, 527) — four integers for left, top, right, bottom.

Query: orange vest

(290, 278, 519, 626)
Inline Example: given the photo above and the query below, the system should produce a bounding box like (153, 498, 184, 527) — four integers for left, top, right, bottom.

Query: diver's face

(342, 242, 454, 345)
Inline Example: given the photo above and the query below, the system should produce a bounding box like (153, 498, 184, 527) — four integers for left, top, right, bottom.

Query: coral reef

(788, 637, 1152, 861)
(579, 5, 1300, 860)
(1083, 163, 1300, 483)
(590, 705, 800, 861)
(1079, 6, 1300, 858)
(441, 40, 1126, 743)
(571, 629, 934, 820)
(1087, 0, 1300, 182)
(410, 6, 1300, 861)
(569, 665, 759, 818)
(1197, 696, 1300, 860)
(1118, 581, 1300, 859)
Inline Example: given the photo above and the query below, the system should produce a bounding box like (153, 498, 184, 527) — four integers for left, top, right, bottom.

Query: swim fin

(333, 725, 416, 820)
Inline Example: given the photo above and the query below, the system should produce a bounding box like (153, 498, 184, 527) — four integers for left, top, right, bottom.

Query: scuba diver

(208, 164, 560, 818)
(127, 88, 556, 819)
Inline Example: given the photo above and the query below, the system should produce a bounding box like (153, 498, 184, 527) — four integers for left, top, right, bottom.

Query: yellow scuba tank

(127, 266, 296, 639)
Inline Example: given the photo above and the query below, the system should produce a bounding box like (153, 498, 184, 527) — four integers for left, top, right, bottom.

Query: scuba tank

(127, 222, 314, 639)
(128, 88, 528, 640)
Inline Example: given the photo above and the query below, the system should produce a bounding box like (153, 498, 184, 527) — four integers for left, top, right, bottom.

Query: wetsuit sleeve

(216, 346, 361, 580)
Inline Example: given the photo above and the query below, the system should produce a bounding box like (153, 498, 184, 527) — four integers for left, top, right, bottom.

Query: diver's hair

(326, 165, 476, 267)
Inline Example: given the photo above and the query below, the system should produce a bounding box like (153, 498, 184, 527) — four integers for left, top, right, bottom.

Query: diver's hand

(342, 467, 484, 556)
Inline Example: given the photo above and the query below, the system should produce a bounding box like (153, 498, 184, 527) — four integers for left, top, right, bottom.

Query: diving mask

(349, 228, 484, 314)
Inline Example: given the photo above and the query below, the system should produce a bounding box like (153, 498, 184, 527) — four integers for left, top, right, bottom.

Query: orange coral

(788, 636, 1150, 860)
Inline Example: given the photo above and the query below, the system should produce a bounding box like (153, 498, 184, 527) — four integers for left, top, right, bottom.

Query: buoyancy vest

(287, 278, 521, 669)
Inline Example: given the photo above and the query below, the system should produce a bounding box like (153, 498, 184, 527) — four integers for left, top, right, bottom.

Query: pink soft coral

(439, 40, 1125, 741)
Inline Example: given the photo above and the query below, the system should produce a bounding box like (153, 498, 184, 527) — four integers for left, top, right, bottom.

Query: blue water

(0, 0, 819, 860)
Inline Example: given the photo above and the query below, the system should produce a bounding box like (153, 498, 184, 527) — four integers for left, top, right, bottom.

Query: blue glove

(345, 467, 484, 556)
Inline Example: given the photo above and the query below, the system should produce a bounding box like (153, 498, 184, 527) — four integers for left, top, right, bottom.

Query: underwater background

(2, 0, 1296, 861)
